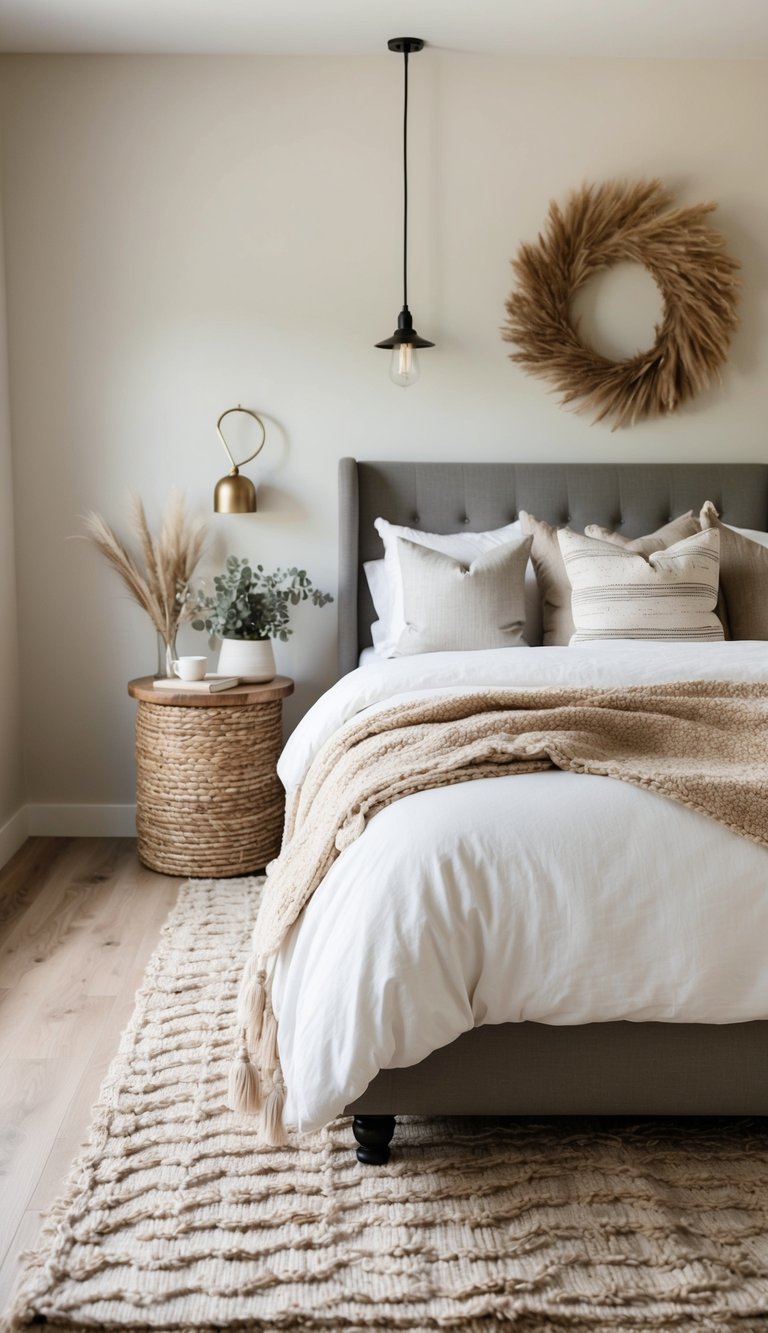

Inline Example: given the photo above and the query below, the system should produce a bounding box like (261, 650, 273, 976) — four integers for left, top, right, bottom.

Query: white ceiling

(0, 0, 767, 57)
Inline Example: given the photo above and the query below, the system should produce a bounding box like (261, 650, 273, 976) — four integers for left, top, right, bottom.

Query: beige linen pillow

(558, 527, 723, 643)
(393, 535, 532, 656)
(521, 510, 699, 647)
(519, 511, 575, 647)
(700, 501, 768, 639)
(585, 512, 697, 555)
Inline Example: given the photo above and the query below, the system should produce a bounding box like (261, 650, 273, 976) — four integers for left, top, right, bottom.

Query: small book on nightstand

(153, 675, 241, 693)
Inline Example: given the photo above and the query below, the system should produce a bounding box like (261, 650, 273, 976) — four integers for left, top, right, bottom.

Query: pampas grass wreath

(502, 179, 741, 430)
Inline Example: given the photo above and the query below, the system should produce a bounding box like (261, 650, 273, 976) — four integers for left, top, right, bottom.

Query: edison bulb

(389, 343, 420, 387)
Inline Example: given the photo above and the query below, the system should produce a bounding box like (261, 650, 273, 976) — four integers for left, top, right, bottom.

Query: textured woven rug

(4, 878, 768, 1332)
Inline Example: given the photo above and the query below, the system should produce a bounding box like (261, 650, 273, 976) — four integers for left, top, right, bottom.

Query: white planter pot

(216, 637, 276, 683)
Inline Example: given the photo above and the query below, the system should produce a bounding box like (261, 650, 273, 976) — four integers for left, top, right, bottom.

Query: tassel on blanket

(259, 998, 279, 1073)
(261, 1069, 287, 1147)
(227, 1030, 261, 1114)
(237, 962, 268, 1048)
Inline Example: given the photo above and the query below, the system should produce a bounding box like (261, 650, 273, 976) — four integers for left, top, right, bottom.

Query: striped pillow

(557, 527, 724, 643)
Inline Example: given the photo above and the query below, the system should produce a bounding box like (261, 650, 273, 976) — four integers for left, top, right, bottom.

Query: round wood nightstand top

(128, 675, 294, 708)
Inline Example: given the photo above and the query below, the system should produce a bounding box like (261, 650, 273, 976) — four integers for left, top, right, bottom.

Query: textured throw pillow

(372, 517, 526, 656)
(522, 510, 706, 646)
(558, 527, 723, 643)
(700, 501, 768, 640)
(365, 550, 543, 654)
(393, 536, 532, 656)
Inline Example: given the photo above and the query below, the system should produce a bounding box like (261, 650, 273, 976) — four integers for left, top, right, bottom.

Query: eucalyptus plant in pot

(191, 556, 333, 681)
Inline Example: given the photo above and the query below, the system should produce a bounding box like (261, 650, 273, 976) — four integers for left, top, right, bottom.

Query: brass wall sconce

(213, 405, 266, 513)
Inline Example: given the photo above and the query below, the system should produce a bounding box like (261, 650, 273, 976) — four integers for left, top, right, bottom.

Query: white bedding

(272, 643, 768, 1132)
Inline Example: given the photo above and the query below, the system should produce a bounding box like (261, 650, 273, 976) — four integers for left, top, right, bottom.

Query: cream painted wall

(0, 162, 24, 847)
(0, 55, 766, 810)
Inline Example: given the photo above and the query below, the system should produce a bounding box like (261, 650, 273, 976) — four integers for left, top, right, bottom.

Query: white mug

(172, 656, 207, 682)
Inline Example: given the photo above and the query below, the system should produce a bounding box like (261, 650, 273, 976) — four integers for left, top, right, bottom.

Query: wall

(0, 55, 766, 817)
(0, 159, 24, 857)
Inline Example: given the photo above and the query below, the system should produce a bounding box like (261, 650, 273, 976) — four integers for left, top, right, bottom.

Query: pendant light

(375, 37, 434, 387)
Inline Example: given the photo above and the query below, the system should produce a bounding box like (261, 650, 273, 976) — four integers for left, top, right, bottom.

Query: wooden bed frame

(339, 459, 768, 1163)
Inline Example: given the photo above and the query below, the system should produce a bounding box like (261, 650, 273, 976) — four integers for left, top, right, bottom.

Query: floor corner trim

(0, 805, 29, 869)
(26, 803, 137, 838)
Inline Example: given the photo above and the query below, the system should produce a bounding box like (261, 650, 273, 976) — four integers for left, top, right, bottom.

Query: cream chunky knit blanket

(230, 681, 768, 1138)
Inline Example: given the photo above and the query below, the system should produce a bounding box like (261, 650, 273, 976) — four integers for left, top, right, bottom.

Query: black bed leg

(352, 1115, 396, 1165)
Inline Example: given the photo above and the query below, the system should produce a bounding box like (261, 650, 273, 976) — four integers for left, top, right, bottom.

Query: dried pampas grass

(82, 493, 207, 655)
(502, 178, 741, 430)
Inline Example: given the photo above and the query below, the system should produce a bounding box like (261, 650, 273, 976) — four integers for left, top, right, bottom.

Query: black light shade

(375, 307, 435, 350)
(376, 37, 434, 384)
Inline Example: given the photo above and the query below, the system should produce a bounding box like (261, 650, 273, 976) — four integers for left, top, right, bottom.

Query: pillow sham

(372, 517, 525, 655)
(699, 501, 768, 640)
(393, 535, 532, 655)
(558, 527, 723, 643)
(522, 509, 703, 646)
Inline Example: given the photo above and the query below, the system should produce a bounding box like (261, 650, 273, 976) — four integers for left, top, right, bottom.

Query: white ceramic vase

(216, 637, 276, 683)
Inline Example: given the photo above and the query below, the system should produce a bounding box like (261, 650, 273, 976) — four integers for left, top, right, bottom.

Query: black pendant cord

(375, 36, 433, 354)
(402, 50, 409, 311)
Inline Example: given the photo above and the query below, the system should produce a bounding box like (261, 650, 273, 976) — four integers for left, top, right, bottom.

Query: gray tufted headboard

(337, 458, 768, 677)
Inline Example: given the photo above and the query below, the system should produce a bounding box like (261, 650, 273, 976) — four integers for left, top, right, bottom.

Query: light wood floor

(0, 837, 181, 1315)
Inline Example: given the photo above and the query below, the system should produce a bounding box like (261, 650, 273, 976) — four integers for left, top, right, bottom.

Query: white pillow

(728, 524, 768, 548)
(363, 558, 390, 650)
(558, 527, 724, 643)
(372, 518, 527, 656)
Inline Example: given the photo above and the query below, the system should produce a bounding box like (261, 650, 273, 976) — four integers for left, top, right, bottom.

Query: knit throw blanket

(229, 681, 768, 1139)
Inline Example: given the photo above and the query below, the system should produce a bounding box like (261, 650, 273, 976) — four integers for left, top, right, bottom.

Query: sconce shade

(212, 406, 266, 513)
(214, 468, 258, 514)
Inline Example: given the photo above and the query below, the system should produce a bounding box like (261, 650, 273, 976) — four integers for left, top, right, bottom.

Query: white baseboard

(26, 804, 137, 838)
(0, 804, 137, 869)
(0, 805, 29, 869)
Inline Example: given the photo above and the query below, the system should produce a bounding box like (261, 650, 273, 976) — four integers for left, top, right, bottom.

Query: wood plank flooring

(0, 837, 181, 1316)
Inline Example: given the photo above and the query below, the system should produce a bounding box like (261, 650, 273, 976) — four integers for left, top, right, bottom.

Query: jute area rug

(4, 879, 768, 1333)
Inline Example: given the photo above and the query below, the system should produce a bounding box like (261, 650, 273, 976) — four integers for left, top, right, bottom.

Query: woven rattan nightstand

(127, 675, 294, 878)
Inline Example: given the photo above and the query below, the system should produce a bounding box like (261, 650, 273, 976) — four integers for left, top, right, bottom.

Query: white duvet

(272, 642, 768, 1132)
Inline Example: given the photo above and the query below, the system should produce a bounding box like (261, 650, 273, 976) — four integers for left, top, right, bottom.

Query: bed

(268, 459, 768, 1164)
